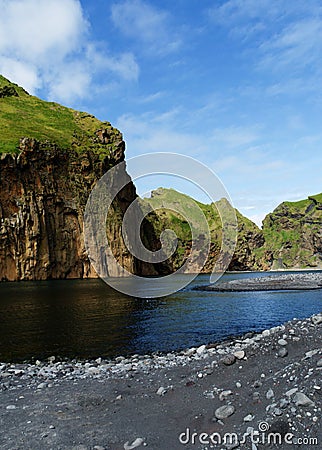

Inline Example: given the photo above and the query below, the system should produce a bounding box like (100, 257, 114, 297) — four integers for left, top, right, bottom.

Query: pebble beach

(0, 312, 321, 449)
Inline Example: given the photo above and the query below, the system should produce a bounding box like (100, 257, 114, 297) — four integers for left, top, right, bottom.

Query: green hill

(141, 188, 267, 272)
(0, 75, 121, 157)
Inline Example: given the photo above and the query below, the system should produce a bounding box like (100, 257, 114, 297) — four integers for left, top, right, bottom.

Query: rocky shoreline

(0, 312, 321, 449)
(196, 272, 322, 291)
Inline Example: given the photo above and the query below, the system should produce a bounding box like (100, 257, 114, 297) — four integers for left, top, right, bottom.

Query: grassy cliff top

(0, 75, 121, 156)
(270, 192, 322, 215)
(309, 193, 322, 203)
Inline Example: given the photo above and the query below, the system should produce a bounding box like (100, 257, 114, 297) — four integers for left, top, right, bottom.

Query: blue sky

(1, 0, 322, 226)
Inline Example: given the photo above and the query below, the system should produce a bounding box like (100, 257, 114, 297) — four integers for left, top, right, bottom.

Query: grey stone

(278, 339, 288, 346)
(285, 388, 298, 397)
(184, 348, 196, 356)
(233, 350, 245, 360)
(219, 390, 233, 401)
(124, 438, 144, 449)
(244, 414, 255, 422)
(156, 387, 167, 396)
(196, 344, 207, 355)
(1, 372, 11, 378)
(311, 314, 322, 325)
(279, 398, 289, 409)
(278, 347, 288, 358)
(221, 354, 236, 366)
(305, 349, 319, 358)
(266, 388, 274, 399)
(293, 392, 315, 407)
(214, 404, 235, 420)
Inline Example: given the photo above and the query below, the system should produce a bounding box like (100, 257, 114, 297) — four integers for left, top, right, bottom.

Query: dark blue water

(0, 271, 321, 362)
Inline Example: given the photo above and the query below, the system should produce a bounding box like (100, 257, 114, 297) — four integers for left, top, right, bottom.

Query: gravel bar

(195, 272, 322, 291)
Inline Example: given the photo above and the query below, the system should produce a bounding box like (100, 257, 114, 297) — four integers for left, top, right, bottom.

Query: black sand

(0, 313, 321, 450)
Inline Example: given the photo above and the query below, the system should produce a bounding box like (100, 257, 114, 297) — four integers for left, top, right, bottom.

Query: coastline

(1, 313, 321, 449)
(196, 272, 322, 292)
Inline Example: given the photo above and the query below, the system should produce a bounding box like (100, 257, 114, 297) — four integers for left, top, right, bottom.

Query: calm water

(0, 271, 321, 362)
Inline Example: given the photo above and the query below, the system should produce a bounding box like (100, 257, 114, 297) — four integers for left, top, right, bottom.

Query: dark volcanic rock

(0, 85, 19, 98)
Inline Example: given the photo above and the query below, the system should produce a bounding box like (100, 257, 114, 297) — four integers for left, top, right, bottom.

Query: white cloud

(47, 63, 91, 104)
(258, 19, 322, 72)
(208, 0, 318, 29)
(111, 0, 181, 55)
(208, 0, 281, 25)
(209, 1, 322, 74)
(0, 57, 40, 94)
(0, 0, 86, 69)
(212, 154, 285, 178)
(207, 1, 322, 101)
(116, 111, 209, 156)
(86, 46, 139, 82)
(210, 126, 260, 149)
(139, 91, 165, 103)
(0, 0, 139, 104)
(117, 111, 264, 166)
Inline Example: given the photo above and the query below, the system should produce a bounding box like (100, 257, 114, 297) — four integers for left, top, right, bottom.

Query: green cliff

(142, 188, 267, 272)
(0, 76, 161, 280)
(261, 194, 322, 269)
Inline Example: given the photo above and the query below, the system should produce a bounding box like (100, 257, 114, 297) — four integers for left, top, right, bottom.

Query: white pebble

(156, 387, 167, 396)
(124, 438, 144, 450)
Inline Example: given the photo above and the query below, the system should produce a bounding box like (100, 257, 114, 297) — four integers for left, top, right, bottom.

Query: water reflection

(0, 272, 321, 361)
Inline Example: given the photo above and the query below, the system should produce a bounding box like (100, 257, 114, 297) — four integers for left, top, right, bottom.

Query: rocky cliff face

(261, 194, 322, 269)
(0, 137, 153, 281)
(228, 211, 268, 271)
(0, 76, 163, 281)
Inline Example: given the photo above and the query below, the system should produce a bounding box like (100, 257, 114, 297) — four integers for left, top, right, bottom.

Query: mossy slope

(0, 75, 121, 157)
